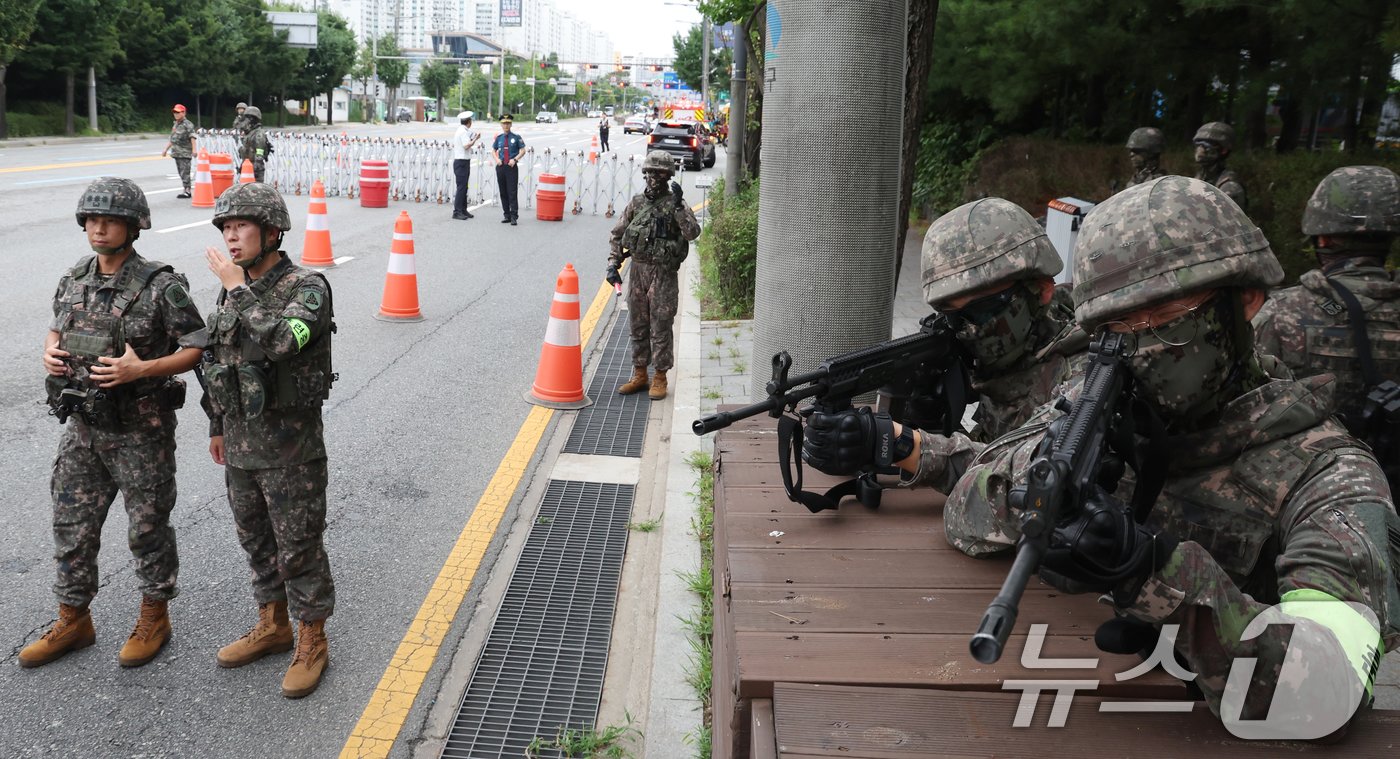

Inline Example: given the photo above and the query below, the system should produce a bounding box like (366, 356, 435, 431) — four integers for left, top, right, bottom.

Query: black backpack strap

(110, 259, 174, 317)
(1325, 276, 1383, 387)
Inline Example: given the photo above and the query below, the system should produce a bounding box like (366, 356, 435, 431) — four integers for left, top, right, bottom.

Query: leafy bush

(696, 177, 760, 320)
(98, 82, 140, 133)
(911, 120, 995, 218)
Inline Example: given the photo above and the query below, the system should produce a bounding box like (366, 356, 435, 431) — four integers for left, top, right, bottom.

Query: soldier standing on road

(945, 176, 1398, 734)
(607, 151, 700, 400)
(1193, 121, 1247, 211)
(599, 115, 610, 152)
(234, 102, 248, 132)
(1254, 165, 1400, 483)
(1124, 127, 1166, 188)
(20, 178, 205, 670)
(452, 111, 480, 221)
(238, 106, 271, 183)
(161, 104, 196, 199)
(800, 198, 1087, 493)
(199, 183, 337, 699)
(493, 114, 525, 225)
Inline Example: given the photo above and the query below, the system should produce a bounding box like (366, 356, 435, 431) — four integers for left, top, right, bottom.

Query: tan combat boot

(617, 366, 649, 395)
(648, 371, 669, 400)
(18, 603, 95, 668)
(282, 619, 328, 699)
(119, 596, 171, 667)
(217, 600, 293, 668)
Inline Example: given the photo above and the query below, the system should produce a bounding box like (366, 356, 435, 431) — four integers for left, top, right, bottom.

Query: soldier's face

(1194, 143, 1223, 164)
(173, 110, 185, 121)
(85, 215, 129, 254)
(222, 219, 264, 263)
(1128, 150, 1150, 170)
(644, 170, 669, 193)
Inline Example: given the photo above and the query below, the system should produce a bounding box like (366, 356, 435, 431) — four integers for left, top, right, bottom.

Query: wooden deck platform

(711, 413, 1398, 758)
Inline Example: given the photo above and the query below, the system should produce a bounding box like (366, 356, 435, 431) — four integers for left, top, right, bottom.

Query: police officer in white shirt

(452, 111, 481, 220)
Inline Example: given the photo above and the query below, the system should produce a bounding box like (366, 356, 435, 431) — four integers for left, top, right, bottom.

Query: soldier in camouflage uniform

(161, 104, 196, 198)
(234, 102, 248, 133)
(20, 178, 205, 670)
(200, 182, 336, 699)
(1193, 121, 1247, 211)
(1124, 127, 1166, 188)
(946, 176, 1398, 735)
(238, 106, 271, 183)
(1254, 166, 1400, 460)
(606, 151, 701, 400)
(800, 198, 1087, 494)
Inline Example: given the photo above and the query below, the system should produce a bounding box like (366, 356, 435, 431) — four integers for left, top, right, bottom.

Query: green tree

(419, 56, 460, 123)
(300, 10, 356, 126)
(375, 34, 409, 118)
(0, 0, 41, 138)
(351, 42, 376, 122)
(17, 0, 124, 134)
(671, 24, 732, 94)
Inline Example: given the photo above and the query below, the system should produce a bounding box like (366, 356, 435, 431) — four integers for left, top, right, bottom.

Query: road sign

(554, 79, 576, 95)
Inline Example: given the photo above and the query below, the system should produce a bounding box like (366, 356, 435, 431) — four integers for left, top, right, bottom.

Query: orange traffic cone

(301, 179, 335, 268)
(374, 211, 423, 322)
(588, 134, 599, 163)
(191, 150, 215, 208)
(239, 159, 256, 184)
(525, 264, 593, 409)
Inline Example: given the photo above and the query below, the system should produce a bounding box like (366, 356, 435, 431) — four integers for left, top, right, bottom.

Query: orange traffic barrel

(360, 159, 390, 208)
(536, 173, 565, 221)
(209, 152, 234, 197)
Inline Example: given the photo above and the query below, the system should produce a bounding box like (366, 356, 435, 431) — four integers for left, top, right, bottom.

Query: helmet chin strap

(90, 227, 138, 257)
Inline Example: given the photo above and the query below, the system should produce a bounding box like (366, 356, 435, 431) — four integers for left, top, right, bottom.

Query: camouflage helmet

(641, 150, 676, 174)
(1072, 176, 1281, 326)
(921, 198, 1063, 306)
(1125, 127, 1165, 154)
(212, 182, 291, 232)
(1300, 165, 1400, 237)
(1193, 121, 1234, 151)
(75, 176, 151, 230)
(243, 105, 263, 122)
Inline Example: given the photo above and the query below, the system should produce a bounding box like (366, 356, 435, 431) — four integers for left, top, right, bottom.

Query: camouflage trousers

(627, 261, 679, 372)
(50, 423, 180, 608)
(225, 458, 334, 620)
(173, 156, 191, 191)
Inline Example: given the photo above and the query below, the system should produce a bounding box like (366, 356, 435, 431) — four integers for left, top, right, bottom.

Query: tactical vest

(621, 195, 688, 269)
(202, 265, 334, 419)
(48, 255, 185, 429)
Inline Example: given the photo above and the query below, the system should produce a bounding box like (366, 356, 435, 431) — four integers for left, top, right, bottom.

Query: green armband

(1279, 588, 1384, 696)
(286, 317, 311, 350)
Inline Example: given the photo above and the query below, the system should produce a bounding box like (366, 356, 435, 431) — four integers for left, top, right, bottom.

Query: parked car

(622, 114, 651, 135)
(535, 111, 558, 123)
(647, 120, 716, 170)
(587, 109, 603, 118)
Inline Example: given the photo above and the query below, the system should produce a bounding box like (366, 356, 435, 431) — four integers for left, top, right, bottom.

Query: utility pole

(701, 18, 710, 112)
(498, 52, 506, 116)
(87, 66, 98, 132)
(724, 20, 747, 197)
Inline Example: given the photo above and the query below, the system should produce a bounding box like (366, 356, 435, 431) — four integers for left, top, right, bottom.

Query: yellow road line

(0, 155, 163, 174)
(341, 278, 614, 759)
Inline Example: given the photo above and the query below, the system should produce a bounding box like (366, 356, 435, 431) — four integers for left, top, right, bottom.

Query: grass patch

(706, 351, 721, 361)
(695, 177, 760, 320)
(679, 449, 715, 757)
(701, 387, 722, 400)
(732, 361, 747, 376)
(525, 713, 642, 758)
(630, 518, 661, 533)
(726, 346, 742, 360)
(711, 335, 724, 346)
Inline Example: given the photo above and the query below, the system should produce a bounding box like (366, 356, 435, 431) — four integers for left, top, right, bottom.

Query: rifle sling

(1326, 276, 1383, 388)
(777, 414, 884, 513)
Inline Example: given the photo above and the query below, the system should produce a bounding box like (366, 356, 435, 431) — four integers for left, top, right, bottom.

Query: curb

(0, 122, 348, 149)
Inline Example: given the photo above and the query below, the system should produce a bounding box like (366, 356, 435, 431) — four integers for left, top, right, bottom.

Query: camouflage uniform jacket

(608, 191, 701, 270)
(201, 254, 332, 470)
(1254, 261, 1400, 426)
(944, 364, 1398, 719)
(51, 252, 205, 449)
(239, 127, 271, 166)
(1127, 166, 1165, 187)
(1196, 165, 1248, 212)
(901, 292, 1089, 492)
(169, 119, 196, 159)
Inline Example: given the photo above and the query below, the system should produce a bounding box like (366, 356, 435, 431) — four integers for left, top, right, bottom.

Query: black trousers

(495, 164, 519, 219)
(600, 129, 610, 151)
(453, 159, 470, 214)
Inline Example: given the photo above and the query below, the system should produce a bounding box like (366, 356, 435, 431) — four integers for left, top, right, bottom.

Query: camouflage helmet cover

(1125, 127, 1165, 154)
(1300, 165, 1400, 237)
(1072, 176, 1282, 326)
(1193, 121, 1234, 151)
(242, 105, 263, 122)
(75, 176, 151, 230)
(921, 197, 1063, 305)
(212, 182, 291, 232)
(642, 150, 676, 174)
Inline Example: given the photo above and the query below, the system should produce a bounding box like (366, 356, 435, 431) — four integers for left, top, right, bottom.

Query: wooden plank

(771, 683, 1400, 758)
(717, 486, 944, 517)
(750, 698, 777, 759)
(724, 513, 948, 550)
(726, 548, 1014, 589)
(733, 632, 1185, 700)
(730, 585, 1109, 636)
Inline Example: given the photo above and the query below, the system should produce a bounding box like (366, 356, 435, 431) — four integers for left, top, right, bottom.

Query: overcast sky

(552, 0, 703, 58)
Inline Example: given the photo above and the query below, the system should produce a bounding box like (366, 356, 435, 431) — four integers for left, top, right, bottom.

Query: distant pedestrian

(238, 106, 271, 183)
(453, 111, 480, 220)
(234, 102, 248, 133)
(162, 104, 196, 198)
(493, 114, 525, 226)
(599, 116, 610, 152)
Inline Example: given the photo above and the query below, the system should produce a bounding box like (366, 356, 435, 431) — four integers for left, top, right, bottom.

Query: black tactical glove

(605, 264, 623, 287)
(1038, 485, 1177, 607)
(800, 407, 913, 477)
(671, 180, 684, 203)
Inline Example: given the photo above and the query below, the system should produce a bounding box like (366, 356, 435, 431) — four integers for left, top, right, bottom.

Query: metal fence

(193, 129, 649, 218)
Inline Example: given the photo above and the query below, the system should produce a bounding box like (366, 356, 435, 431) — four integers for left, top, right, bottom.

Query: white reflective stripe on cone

(544, 317, 581, 347)
(392, 232, 413, 242)
(306, 213, 329, 231)
(387, 253, 416, 275)
(553, 292, 580, 303)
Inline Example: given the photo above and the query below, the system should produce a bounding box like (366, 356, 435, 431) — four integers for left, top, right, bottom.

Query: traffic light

(588, 63, 599, 69)
(539, 61, 546, 70)
(651, 65, 662, 72)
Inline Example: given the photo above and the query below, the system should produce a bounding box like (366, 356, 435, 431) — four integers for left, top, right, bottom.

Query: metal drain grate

(440, 480, 635, 759)
(564, 312, 650, 458)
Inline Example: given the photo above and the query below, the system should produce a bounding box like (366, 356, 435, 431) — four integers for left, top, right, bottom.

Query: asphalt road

(0, 115, 723, 757)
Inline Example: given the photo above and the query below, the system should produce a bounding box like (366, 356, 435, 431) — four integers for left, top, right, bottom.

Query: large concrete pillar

(749, 0, 908, 400)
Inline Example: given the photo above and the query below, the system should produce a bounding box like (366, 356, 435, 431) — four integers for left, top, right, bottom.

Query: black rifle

(970, 331, 1134, 664)
(692, 314, 970, 512)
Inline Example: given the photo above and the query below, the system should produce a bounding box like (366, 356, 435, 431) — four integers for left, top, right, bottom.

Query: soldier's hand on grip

(801, 407, 878, 476)
(1038, 485, 1177, 605)
(605, 264, 623, 287)
(671, 180, 684, 203)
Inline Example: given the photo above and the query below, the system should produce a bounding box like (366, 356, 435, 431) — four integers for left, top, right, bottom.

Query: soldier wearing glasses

(944, 176, 1398, 735)
(799, 197, 1087, 493)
